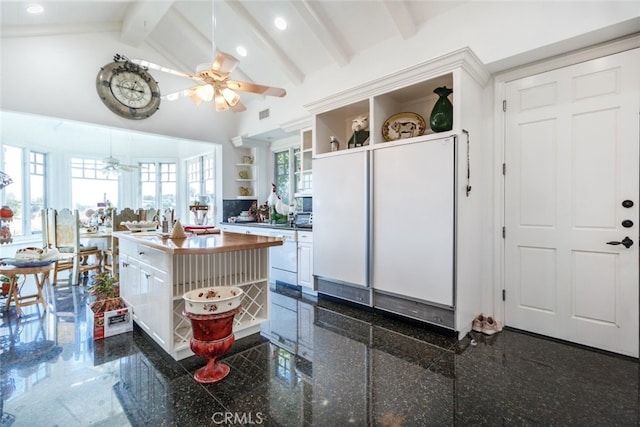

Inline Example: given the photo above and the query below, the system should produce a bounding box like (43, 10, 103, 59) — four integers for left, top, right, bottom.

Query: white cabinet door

(371, 138, 455, 306)
(143, 265, 169, 348)
(313, 152, 368, 287)
(138, 263, 170, 348)
(297, 232, 313, 290)
(136, 263, 152, 334)
(120, 255, 141, 323)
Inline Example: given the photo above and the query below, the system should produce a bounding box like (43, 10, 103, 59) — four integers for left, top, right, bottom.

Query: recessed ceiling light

(26, 3, 44, 14)
(274, 17, 287, 31)
(236, 46, 247, 57)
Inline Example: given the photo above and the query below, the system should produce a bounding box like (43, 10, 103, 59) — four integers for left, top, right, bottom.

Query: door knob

(606, 236, 634, 248)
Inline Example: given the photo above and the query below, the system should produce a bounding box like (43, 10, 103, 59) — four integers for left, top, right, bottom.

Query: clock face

(96, 60, 161, 120)
(110, 71, 153, 108)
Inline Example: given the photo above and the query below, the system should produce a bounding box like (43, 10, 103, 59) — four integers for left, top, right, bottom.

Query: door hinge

(502, 100, 507, 112)
(502, 163, 506, 175)
(502, 226, 506, 238)
(502, 289, 506, 301)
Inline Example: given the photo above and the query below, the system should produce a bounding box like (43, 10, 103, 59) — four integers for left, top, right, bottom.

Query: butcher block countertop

(114, 230, 283, 255)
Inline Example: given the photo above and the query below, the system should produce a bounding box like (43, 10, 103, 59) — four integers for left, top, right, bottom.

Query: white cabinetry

(119, 240, 171, 346)
(235, 147, 257, 199)
(297, 231, 313, 292)
(140, 263, 169, 347)
(372, 139, 455, 306)
(118, 236, 269, 360)
(309, 48, 489, 338)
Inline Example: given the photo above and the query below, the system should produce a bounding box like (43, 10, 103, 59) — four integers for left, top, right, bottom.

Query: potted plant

(89, 272, 124, 312)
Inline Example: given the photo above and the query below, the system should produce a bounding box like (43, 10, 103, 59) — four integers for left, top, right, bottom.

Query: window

(2, 145, 47, 238)
(186, 154, 215, 224)
(71, 157, 118, 211)
(140, 162, 176, 209)
(273, 149, 291, 205)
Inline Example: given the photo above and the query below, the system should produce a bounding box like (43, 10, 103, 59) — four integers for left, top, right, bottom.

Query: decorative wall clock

(96, 54, 161, 120)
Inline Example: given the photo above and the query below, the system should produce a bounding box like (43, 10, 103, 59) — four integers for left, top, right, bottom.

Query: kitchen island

(115, 231, 283, 360)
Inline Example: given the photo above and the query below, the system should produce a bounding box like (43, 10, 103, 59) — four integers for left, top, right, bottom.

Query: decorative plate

(381, 112, 426, 141)
(2, 258, 58, 268)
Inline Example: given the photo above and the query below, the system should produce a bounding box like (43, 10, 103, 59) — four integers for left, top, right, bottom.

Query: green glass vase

(430, 86, 453, 132)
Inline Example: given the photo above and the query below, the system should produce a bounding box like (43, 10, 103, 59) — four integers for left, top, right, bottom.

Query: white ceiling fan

(102, 156, 138, 174)
(101, 139, 138, 175)
(131, 0, 285, 112)
(133, 53, 286, 112)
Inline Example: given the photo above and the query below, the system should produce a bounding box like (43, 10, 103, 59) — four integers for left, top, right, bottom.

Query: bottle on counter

(162, 216, 169, 233)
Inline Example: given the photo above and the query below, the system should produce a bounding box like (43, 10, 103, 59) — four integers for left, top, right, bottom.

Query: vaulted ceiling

(1, 1, 468, 100)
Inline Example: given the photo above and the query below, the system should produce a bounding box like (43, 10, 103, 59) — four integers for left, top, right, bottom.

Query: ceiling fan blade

(211, 52, 239, 75)
(226, 80, 286, 97)
(230, 100, 247, 112)
(130, 59, 197, 79)
(162, 88, 193, 101)
(120, 164, 140, 172)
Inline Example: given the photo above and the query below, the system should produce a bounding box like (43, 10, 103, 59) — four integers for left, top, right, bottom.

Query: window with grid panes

(186, 154, 215, 224)
(140, 162, 176, 209)
(273, 149, 290, 205)
(2, 145, 47, 238)
(71, 158, 118, 212)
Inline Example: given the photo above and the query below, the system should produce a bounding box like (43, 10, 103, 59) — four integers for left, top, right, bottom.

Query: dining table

(80, 227, 112, 250)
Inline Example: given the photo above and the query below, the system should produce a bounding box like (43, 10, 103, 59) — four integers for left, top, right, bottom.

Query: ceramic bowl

(183, 286, 243, 315)
(123, 221, 158, 232)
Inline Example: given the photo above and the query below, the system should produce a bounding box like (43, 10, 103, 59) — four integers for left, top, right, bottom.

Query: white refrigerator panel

(372, 138, 455, 306)
(313, 151, 368, 287)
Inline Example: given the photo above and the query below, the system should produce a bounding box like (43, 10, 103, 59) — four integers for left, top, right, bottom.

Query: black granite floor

(1, 281, 638, 426)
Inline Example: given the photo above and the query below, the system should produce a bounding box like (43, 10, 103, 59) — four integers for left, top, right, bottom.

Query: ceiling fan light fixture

(214, 90, 229, 112)
(194, 84, 215, 102)
(221, 87, 240, 107)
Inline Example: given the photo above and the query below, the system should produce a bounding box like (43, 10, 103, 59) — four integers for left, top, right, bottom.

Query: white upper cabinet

(307, 48, 489, 158)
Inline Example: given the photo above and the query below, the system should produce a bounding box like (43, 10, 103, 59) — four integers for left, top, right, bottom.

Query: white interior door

(504, 48, 639, 357)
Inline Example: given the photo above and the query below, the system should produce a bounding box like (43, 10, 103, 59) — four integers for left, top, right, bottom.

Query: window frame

(1, 145, 48, 239)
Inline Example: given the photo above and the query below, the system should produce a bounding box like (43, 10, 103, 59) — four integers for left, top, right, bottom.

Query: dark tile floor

(1, 280, 638, 426)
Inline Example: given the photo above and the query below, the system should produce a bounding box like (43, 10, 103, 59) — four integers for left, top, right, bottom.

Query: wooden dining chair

(41, 208, 55, 249)
(141, 207, 159, 222)
(103, 207, 141, 276)
(52, 208, 102, 285)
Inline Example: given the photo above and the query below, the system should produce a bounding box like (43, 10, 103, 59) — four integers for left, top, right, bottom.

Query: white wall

(235, 1, 640, 138)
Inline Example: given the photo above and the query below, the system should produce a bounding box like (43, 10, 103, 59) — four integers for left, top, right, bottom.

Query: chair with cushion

(103, 207, 141, 276)
(141, 207, 158, 223)
(41, 208, 55, 249)
(52, 208, 102, 285)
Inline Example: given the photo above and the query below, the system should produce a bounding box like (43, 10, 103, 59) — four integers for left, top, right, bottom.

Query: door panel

(313, 151, 368, 287)
(504, 48, 639, 357)
(371, 138, 455, 306)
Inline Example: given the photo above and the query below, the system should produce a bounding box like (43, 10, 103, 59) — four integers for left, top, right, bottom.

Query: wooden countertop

(114, 230, 283, 254)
